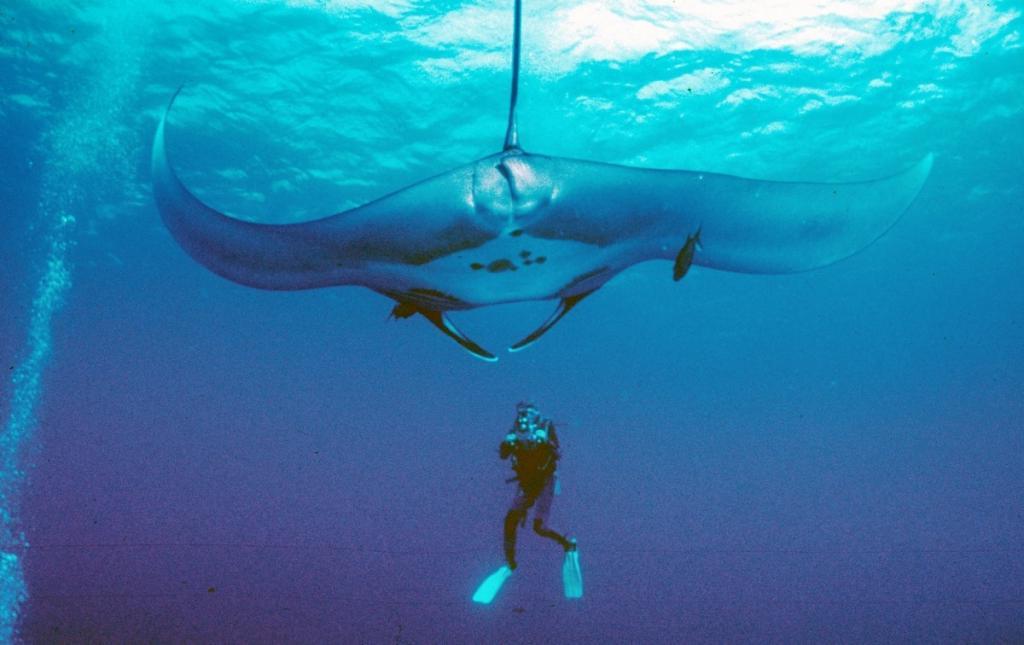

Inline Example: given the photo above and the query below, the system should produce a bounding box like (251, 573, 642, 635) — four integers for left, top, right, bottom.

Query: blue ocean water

(1, 0, 1022, 641)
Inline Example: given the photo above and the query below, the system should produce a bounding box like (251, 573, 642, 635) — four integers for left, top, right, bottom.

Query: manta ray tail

(508, 290, 596, 353)
(504, 0, 523, 151)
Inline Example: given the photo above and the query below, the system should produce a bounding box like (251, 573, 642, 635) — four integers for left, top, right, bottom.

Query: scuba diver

(472, 402, 583, 603)
(500, 402, 573, 567)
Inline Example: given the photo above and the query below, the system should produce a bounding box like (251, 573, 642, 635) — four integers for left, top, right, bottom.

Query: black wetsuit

(500, 422, 572, 569)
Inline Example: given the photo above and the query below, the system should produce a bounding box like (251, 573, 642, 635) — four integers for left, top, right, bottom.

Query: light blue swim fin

(562, 540, 583, 599)
(472, 565, 513, 604)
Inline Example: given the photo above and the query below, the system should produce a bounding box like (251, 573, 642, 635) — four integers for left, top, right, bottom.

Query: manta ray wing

(490, 153, 931, 350)
(152, 91, 497, 293)
(520, 153, 933, 275)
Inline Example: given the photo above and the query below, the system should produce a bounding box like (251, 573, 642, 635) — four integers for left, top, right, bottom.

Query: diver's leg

(505, 481, 545, 569)
(504, 485, 532, 570)
(532, 518, 572, 550)
(503, 509, 523, 569)
(531, 477, 572, 551)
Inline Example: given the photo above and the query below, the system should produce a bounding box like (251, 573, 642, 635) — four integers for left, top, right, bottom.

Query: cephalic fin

(390, 299, 497, 362)
(673, 226, 702, 282)
(508, 289, 596, 353)
(389, 301, 418, 319)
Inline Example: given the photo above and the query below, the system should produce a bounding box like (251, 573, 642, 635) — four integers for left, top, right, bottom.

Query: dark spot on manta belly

(486, 259, 517, 273)
(509, 229, 524, 237)
(473, 252, 545, 272)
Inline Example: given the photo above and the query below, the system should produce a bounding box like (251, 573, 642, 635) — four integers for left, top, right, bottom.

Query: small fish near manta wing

(151, 2, 932, 362)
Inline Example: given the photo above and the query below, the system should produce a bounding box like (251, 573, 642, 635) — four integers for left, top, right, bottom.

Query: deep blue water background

(2, 0, 1022, 641)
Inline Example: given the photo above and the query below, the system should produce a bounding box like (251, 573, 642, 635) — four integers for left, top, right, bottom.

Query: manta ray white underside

(152, 1, 932, 361)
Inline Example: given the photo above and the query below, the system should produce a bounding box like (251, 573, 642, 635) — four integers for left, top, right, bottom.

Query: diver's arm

(499, 432, 516, 459)
(548, 422, 561, 459)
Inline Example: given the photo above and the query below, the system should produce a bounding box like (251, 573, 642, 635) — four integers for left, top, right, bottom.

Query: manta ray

(152, 0, 932, 361)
